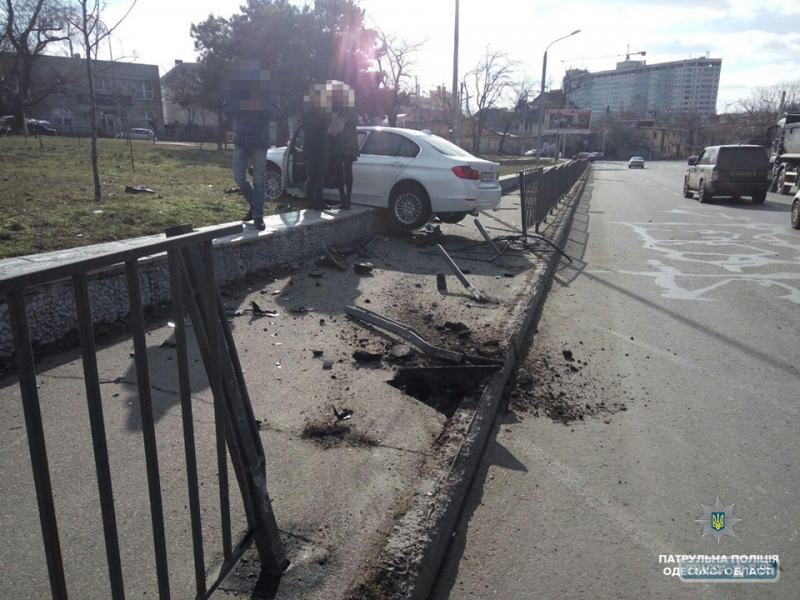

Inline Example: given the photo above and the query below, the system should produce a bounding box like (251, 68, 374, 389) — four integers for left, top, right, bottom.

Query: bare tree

(67, 0, 137, 200)
(1, 0, 73, 133)
(733, 80, 800, 143)
(374, 27, 424, 127)
(496, 74, 535, 154)
(462, 48, 517, 154)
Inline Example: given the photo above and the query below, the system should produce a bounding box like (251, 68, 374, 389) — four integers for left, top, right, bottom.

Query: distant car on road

(628, 156, 645, 168)
(116, 128, 156, 141)
(27, 119, 57, 136)
(683, 145, 770, 204)
(791, 188, 800, 230)
(573, 152, 594, 162)
(589, 152, 604, 161)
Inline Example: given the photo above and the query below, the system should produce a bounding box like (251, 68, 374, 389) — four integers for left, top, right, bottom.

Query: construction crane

(562, 45, 646, 64)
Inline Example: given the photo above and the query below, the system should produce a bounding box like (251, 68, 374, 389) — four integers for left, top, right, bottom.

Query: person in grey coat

(223, 59, 281, 230)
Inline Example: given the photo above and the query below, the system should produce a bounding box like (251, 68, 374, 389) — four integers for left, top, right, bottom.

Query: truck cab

(766, 113, 800, 195)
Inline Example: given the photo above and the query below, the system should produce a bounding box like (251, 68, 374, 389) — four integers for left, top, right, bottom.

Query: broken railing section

(165, 225, 289, 592)
(518, 159, 589, 234)
(0, 222, 286, 600)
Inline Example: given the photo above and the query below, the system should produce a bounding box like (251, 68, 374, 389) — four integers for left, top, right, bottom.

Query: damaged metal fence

(0, 223, 287, 599)
(519, 159, 589, 234)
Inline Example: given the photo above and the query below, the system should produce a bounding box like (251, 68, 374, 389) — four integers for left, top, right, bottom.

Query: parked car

(628, 156, 645, 168)
(116, 128, 156, 140)
(27, 119, 57, 136)
(683, 145, 770, 204)
(589, 152, 604, 161)
(0, 115, 11, 136)
(266, 126, 501, 230)
(791, 188, 800, 230)
(524, 148, 546, 157)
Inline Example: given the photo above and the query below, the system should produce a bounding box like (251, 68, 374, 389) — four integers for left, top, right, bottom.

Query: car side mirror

(687, 156, 698, 166)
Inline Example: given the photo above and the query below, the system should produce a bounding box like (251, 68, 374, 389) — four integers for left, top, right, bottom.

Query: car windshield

(631, 157, 643, 161)
(419, 134, 474, 157)
(717, 147, 769, 167)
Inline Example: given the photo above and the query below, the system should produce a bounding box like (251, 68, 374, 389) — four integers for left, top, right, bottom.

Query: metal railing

(0, 223, 287, 599)
(518, 159, 589, 234)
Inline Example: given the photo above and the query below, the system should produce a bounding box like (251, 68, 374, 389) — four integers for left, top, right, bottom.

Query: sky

(103, 0, 800, 114)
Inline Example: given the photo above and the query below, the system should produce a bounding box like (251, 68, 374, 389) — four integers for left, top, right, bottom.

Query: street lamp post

(535, 29, 580, 165)
(451, 0, 460, 144)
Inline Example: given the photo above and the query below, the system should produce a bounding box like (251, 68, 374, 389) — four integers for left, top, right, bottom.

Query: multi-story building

(17, 54, 163, 137)
(567, 57, 722, 118)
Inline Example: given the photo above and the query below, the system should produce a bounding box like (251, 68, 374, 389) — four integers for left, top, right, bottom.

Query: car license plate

(480, 172, 494, 182)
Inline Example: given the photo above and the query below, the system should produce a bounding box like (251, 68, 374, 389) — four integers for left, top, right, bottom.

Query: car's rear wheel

(388, 183, 431, 231)
(751, 191, 767, 204)
(699, 181, 712, 203)
(265, 163, 284, 200)
(437, 212, 468, 224)
(791, 198, 800, 230)
(683, 178, 693, 198)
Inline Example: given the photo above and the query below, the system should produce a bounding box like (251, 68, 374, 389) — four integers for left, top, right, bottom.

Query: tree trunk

(82, 29, 102, 201)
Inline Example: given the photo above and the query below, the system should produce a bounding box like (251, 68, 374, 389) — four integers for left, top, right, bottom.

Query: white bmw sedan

(265, 126, 501, 230)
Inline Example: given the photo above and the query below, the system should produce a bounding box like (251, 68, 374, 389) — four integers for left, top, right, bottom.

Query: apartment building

(19, 54, 163, 137)
(567, 57, 722, 118)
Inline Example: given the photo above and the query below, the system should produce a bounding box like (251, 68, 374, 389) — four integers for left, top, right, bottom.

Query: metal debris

(436, 244, 491, 303)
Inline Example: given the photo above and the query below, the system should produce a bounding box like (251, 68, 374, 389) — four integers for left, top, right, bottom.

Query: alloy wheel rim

(395, 193, 422, 224)
(793, 203, 800, 226)
(265, 171, 282, 199)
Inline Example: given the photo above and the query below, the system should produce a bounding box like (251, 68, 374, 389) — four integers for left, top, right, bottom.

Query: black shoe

(254, 217, 265, 231)
(340, 202, 351, 210)
(243, 209, 254, 222)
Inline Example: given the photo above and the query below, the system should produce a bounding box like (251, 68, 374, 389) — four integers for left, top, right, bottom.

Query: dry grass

(0, 136, 276, 259)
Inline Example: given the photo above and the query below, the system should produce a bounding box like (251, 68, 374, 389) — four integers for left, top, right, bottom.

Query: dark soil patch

(301, 419, 379, 449)
(507, 351, 627, 425)
(389, 365, 498, 417)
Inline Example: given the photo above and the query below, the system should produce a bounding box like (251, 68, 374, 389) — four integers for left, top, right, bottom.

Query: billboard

(544, 108, 592, 134)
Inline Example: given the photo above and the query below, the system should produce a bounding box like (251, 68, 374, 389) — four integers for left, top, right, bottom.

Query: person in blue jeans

(223, 59, 281, 230)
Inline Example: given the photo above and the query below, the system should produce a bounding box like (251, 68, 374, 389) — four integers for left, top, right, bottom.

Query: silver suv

(683, 145, 771, 204)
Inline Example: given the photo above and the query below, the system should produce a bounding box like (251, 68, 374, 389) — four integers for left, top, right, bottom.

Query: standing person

(302, 82, 334, 211)
(223, 59, 281, 231)
(330, 84, 359, 210)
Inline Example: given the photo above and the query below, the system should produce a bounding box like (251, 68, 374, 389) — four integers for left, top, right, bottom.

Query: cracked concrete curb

(367, 167, 591, 600)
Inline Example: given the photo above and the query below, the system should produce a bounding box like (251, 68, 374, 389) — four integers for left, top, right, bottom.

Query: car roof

(356, 126, 439, 140)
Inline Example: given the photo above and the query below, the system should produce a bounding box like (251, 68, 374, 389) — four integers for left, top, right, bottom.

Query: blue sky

(105, 0, 800, 113)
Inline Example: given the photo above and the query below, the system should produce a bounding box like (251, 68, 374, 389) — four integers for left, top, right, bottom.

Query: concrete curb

(369, 168, 591, 600)
(0, 207, 384, 358)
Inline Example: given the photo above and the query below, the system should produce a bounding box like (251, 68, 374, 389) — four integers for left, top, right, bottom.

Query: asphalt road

(431, 161, 799, 599)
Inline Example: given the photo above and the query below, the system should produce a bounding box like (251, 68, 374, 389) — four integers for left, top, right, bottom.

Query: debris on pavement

(436, 244, 492, 303)
(321, 243, 346, 271)
(388, 345, 414, 360)
(436, 273, 447, 292)
(562, 349, 574, 361)
(353, 262, 374, 275)
(223, 187, 242, 195)
(322, 360, 334, 370)
(333, 405, 353, 421)
(301, 419, 377, 449)
(312, 349, 324, 357)
(345, 305, 463, 364)
(353, 349, 383, 363)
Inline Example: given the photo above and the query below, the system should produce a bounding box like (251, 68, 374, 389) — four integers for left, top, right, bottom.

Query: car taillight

(452, 165, 480, 180)
(711, 168, 719, 181)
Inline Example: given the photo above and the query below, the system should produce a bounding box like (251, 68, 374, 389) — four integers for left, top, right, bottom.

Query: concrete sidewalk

(0, 175, 587, 599)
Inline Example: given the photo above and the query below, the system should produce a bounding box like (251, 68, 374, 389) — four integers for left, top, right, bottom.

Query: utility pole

(451, 0, 459, 145)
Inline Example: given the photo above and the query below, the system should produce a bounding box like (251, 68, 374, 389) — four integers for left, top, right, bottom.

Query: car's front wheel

(683, 178, 693, 198)
(264, 163, 284, 200)
(388, 183, 431, 231)
(776, 166, 789, 195)
(791, 198, 800, 230)
(751, 191, 767, 204)
(437, 212, 468, 224)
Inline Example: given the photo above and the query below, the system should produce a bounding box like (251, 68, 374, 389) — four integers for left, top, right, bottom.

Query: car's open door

(283, 122, 307, 198)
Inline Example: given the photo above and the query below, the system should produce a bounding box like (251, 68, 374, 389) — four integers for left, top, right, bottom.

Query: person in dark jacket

(329, 84, 359, 210)
(302, 82, 335, 211)
(223, 59, 281, 230)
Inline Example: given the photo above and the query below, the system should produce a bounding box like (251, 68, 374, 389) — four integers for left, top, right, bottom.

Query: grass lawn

(0, 136, 266, 260)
